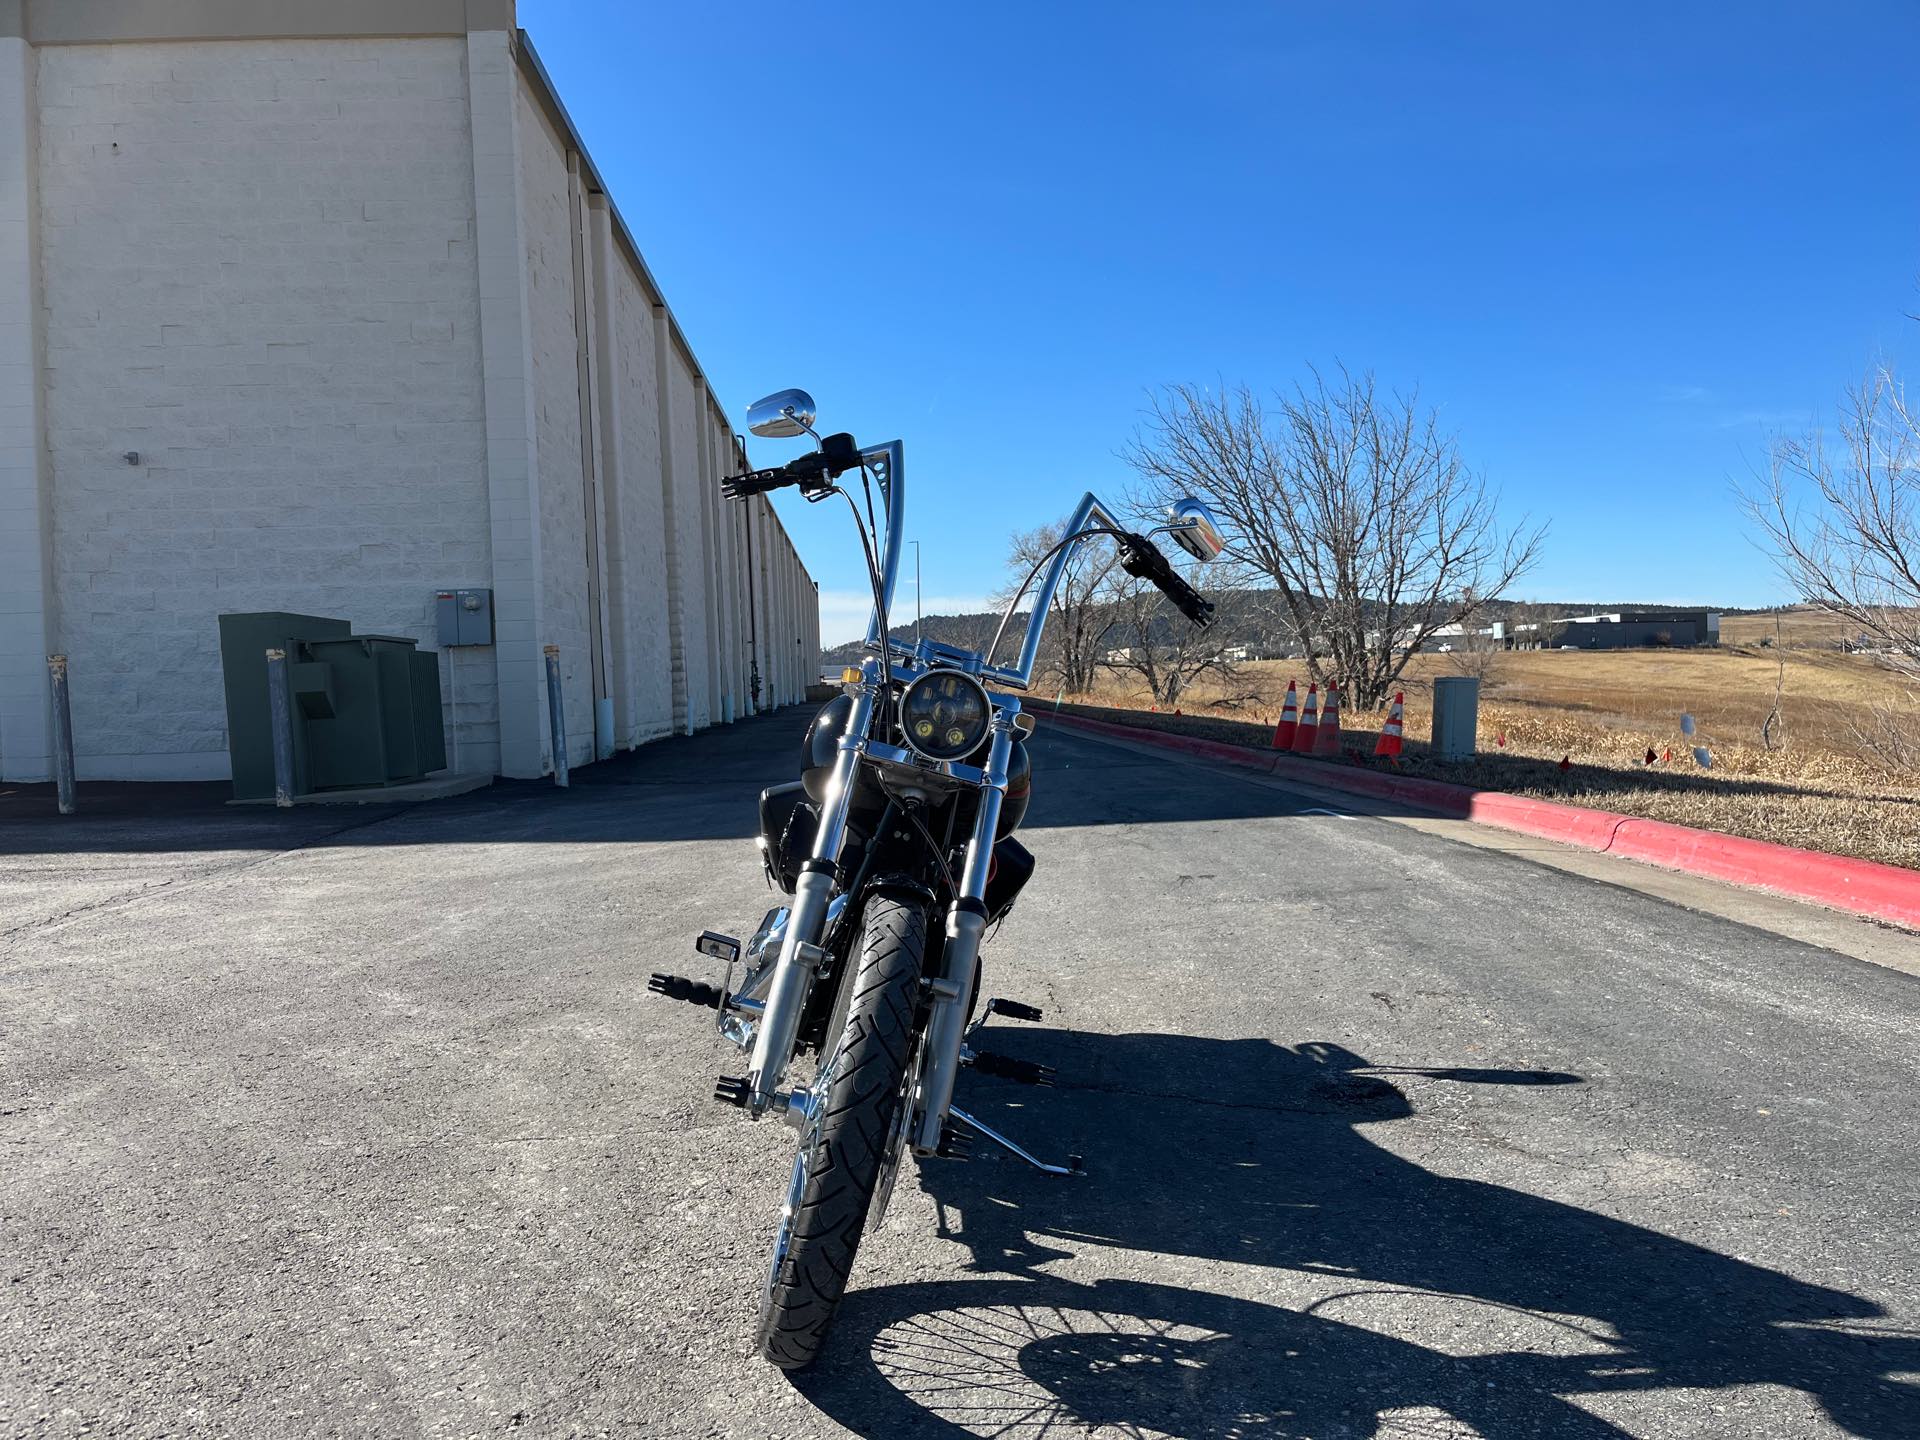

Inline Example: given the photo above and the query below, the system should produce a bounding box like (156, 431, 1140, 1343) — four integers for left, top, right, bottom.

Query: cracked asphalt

(3, 707, 1917, 1439)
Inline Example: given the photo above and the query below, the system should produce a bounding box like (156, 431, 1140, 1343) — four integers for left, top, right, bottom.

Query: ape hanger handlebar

(725, 388, 1223, 691)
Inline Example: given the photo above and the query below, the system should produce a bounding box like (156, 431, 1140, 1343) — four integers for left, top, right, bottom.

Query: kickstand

(947, 1105, 1085, 1177)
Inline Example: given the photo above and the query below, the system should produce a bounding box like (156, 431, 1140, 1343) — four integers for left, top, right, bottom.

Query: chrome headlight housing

(899, 669, 991, 762)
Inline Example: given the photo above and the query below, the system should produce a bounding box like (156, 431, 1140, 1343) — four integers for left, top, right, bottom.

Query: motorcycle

(646, 388, 1224, 1368)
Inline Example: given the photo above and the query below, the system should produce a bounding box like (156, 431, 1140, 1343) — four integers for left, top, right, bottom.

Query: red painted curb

(1044, 710, 1920, 931)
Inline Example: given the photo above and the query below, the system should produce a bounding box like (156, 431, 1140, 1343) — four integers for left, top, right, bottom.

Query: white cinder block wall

(605, 248, 673, 746)
(0, 2, 818, 783)
(35, 36, 491, 779)
(0, 32, 55, 782)
(515, 82, 593, 771)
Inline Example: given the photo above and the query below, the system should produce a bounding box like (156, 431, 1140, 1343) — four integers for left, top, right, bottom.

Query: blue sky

(522, 1, 1920, 643)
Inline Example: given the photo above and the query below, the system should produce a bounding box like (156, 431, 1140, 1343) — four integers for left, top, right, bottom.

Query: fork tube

(746, 679, 874, 1111)
(914, 711, 1016, 1153)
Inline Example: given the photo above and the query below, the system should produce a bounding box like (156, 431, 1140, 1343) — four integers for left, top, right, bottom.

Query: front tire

(757, 893, 926, 1370)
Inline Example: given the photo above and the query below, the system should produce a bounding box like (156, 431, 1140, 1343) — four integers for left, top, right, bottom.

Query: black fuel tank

(802, 694, 856, 803)
(757, 781, 816, 893)
(997, 735, 1032, 837)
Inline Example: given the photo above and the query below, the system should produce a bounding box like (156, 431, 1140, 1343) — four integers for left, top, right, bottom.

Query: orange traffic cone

(1271, 680, 1299, 749)
(1290, 683, 1320, 755)
(1374, 692, 1405, 758)
(1314, 682, 1343, 757)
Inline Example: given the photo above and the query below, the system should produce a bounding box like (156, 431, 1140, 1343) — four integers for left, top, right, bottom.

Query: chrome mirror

(746, 388, 817, 439)
(1165, 497, 1226, 563)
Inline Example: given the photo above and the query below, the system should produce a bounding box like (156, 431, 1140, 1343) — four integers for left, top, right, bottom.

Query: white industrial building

(0, 0, 819, 783)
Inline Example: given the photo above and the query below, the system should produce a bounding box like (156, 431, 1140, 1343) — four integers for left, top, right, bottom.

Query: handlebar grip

(1156, 569, 1216, 628)
(720, 465, 793, 500)
(721, 434, 865, 502)
(1117, 532, 1216, 628)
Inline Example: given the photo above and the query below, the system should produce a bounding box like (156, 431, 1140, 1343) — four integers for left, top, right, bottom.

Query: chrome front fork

(912, 709, 1016, 1154)
(744, 681, 875, 1114)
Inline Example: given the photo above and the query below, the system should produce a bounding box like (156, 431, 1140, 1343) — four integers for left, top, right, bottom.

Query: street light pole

(911, 539, 923, 645)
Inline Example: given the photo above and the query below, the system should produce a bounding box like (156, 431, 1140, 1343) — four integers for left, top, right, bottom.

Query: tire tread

(756, 893, 925, 1370)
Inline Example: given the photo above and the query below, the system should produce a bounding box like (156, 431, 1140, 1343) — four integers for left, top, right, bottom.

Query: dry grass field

(1061, 612, 1920, 870)
(1717, 607, 1869, 648)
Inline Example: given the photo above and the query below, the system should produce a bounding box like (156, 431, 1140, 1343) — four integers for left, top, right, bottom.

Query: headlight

(898, 670, 991, 762)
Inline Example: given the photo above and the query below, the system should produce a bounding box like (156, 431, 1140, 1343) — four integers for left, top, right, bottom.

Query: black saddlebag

(758, 781, 818, 895)
(984, 836, 1036, 922)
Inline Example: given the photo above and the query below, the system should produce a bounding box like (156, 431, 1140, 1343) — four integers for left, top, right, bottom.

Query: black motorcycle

(647, 387, 1224, 1367)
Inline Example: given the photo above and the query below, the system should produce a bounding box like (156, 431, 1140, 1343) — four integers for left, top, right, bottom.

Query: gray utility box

(218, 613, 446, 800)
(1431, 675, 1481, 761)
(435, 588, 494, 646)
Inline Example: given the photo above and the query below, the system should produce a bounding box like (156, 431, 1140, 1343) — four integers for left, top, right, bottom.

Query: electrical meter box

(435, 588, 494, 647)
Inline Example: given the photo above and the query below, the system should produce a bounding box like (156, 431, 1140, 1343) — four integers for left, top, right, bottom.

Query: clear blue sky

(521, 1, 1920, 643)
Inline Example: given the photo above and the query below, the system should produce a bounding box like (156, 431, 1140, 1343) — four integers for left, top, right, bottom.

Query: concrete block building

(0, 0, 819, 783)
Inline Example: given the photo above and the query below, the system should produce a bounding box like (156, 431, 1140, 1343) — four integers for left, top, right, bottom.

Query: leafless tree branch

(996, 522, 1118, 694)
(1741, 366, 1920, 684)
(1125, 370, 1545, 707)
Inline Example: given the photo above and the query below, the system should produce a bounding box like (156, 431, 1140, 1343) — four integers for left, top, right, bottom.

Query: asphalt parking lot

(3, 707, 1918, 1439)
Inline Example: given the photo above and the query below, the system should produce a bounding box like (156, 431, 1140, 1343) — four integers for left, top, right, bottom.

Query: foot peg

(650, 973, 725, 1009)
(985, 998, 1043, 1022)
(695, 931, 741, 964)
(936, 1119, 973, 1159)
(713, 1075, 751, 1108)
(969, 1051, 1055, 1086)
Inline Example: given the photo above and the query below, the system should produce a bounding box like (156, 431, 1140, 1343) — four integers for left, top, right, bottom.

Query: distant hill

(824, 609, 1023, 665)
(822, 592, 1748, 665)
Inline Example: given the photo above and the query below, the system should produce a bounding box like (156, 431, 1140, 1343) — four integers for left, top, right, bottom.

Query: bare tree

(997, 522, 1117, 694)
(1744, 367, 1920, 681)
(1100, 559, 1243, 707)
(1447, 614, 1504, 682)
(1127, 369, 1544, 708)
(1761, 612, 1786, 752)
(1743, 363, 1920, 771)
(1505, 600, 1567, 651)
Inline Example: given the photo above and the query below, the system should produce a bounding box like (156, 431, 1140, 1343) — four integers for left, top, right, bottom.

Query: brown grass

(1052, 640, 1920, 871)
(1717, 606, 1861, 648)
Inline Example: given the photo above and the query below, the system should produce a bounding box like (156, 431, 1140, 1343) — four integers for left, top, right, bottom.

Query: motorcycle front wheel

(757, 892, 926, 1370)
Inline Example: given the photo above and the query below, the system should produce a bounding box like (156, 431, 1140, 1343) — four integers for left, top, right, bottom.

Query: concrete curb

(1045, 710, 1920, 931)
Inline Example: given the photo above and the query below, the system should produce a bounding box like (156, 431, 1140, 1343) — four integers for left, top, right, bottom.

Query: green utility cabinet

(299, 635, 445, 789)
(218, 613, 446, 801)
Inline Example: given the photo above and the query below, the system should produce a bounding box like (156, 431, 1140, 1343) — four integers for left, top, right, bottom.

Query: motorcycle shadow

(792, 1032, 1918, 1439)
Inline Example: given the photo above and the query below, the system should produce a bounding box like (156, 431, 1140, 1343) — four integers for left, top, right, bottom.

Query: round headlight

(899, 670, 991, 762)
